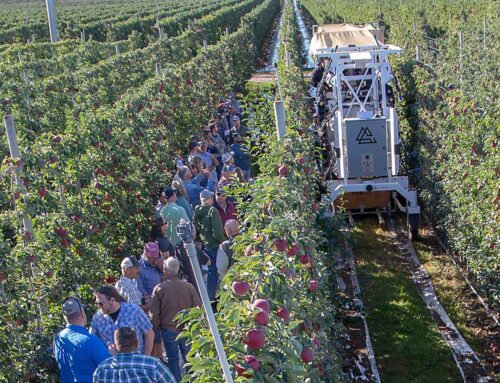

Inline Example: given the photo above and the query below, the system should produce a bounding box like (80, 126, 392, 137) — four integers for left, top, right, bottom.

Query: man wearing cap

(214, 188, 237, 225)
(231, 115, 248, 138)
(159, 188, 191, 247)
(193, 190, 226, 301)
(137, 242, 164, 298)
(93, 327, 175, 383)
(54, 297, 111, 383)
(115, 257, 146, 309)
(151, 257, 201, 382)
(230, 134, 251, 180)
(90, 285, 154, 356)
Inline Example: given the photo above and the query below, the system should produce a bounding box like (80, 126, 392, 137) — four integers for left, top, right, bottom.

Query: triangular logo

(356, 127, 377, 144)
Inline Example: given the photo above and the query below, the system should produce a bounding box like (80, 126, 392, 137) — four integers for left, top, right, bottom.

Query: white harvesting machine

(309, 24, 420, 238)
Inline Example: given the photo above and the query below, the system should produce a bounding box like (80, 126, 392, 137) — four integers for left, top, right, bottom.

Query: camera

(176, 221, 194, 244)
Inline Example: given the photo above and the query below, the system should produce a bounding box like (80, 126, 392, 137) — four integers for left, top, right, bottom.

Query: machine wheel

(408, 214, 419, 240)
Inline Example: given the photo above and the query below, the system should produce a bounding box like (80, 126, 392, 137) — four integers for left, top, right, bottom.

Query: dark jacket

(193, 204, 226, 248)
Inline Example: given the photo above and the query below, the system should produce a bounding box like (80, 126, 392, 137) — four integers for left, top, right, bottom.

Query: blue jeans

(204, 246, 218, 301)
(162, 329, 189, 382)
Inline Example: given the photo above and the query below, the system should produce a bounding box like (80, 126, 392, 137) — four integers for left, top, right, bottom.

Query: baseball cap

(121, 256, 139, 269)
(200, 189, 214, 200)
(144, 242, 160, 258)
(188, 141, 199, 151)
(62, 297, 84, 317)
(216, 187, 226, 196)
(222, 152, 234, 164)
(232, 115, 240, 121)
(164, 187, 176, 199)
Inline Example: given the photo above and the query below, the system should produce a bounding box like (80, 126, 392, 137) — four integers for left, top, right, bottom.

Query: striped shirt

(93, 352, 175, 383)
(90, 303, 152, 354)
(115, 276, 143, 306)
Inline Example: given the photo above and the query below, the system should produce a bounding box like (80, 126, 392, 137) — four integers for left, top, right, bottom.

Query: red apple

(287, 243, 299, 257)
(304, 167, 311, 175)
(300, 254, 312, 265)
(38, 187, 47, 197)
(312, 337, 321, 348)
(296, 156, 305, 165)
(245, 244, 255, 257)
(313, 322, 321, 332)
(53, 135, 62, 143)
(13, 191, 20, 200)
(71, 215, 81, 223)
(278, 165, 288, 176)
(94, 181, 101, 189)
(244, 355, 260, 371)
(246, 328, 265, 350)
(301, 348, 314, 363)
(312, 203, 319, 213)
(55, 227, 67, 237)
(252, 299, 270, 313)
(234, 363, 250, 378)
(60, 238, 70, 248)
(255, 309, 269, 326)
(274, 238, 288, 252)
(276, 307, 290, 324)
(105, 192, 112, 202)
(105, 276, 116, 284)
(231, 281, 250, 296)
(49, 156, 57, 164)
(308, 280, 318, 292)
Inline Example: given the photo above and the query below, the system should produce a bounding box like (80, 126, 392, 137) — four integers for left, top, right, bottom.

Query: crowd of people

(53, 92, 251, 383)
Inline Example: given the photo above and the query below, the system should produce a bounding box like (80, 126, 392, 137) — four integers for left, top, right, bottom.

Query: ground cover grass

(413, 226, 499, 380)
(351, 217, 462, 383)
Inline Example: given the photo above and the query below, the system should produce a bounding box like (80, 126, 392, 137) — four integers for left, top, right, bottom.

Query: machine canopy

(309, 24, 384, 55)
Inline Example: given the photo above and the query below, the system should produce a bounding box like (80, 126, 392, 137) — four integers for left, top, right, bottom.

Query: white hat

(121, 257, 139, 269)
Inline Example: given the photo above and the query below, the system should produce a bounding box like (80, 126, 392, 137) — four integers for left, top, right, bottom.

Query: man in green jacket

(193, 190, 226, 301)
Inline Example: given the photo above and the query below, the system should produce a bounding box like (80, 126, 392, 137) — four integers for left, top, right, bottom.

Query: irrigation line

(341, 236, 381, 383)
(421, 214, 499, 328)
(386, 217, 493, 383)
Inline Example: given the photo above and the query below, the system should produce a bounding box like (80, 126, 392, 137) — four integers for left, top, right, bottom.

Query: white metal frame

(312, 38, 419, 215)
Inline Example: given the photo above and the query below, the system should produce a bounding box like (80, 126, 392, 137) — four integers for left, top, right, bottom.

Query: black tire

(408, 214, 419, 240)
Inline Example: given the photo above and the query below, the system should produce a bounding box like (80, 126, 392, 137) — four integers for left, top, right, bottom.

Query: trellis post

(46, 0, 59, 43)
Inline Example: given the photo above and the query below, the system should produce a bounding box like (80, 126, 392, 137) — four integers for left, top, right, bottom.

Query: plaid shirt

(90, 303, 152, 354)
(116, 276, 143, 306)
(93, 352, 175, 383)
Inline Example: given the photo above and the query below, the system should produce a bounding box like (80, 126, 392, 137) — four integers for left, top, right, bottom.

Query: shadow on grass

(351, 218, 462, 383)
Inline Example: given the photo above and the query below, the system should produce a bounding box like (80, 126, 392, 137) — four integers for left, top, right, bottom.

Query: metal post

(115, 43, 120, 55)
(459, 30, 463, 86)
(203, 39, 207, 50)
(45, 0, 59, 43)
(159, 27, 164, 40)
(483, 16, 486, 49)
(4, 115, 34, 236)
(412, 20, 416, 33)
(225, 27, 229, 36)
(155, 63, 161, 76)
(274, 101, 287, 141)
(416, 45, 421, 62)
(183, 241, 235, 383)
(81, 29, 86, 42)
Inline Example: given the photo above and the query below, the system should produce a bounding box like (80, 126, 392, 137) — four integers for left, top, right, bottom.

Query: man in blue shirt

(53, 297, 111, 383)
(93, 327, 175, 383)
